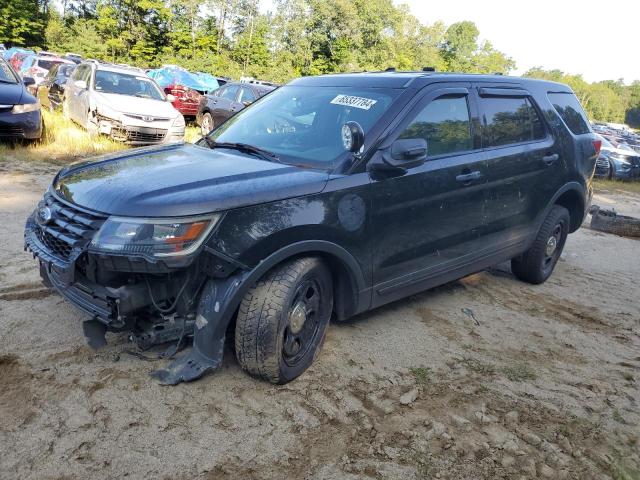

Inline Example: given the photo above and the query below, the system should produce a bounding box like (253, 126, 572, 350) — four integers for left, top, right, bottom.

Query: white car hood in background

(93, 92, 178, 119)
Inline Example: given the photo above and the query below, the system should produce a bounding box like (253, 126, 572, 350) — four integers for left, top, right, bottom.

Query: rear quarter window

(548, 92, 591, 135)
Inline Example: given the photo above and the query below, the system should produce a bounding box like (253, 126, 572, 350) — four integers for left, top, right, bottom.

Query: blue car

(595, 135, 640, 180)
(0, 58, 42, 141)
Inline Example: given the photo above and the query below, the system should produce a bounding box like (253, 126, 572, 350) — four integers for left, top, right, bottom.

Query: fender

(528, 181, 587, 245)
(152, 240, 368, 385)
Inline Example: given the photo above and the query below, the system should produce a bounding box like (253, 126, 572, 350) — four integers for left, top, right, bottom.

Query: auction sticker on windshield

(330, 95, 377, 110)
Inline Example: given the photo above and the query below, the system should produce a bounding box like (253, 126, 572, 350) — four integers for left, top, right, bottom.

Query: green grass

(501, 363, 537, 382)
(457, 356, 497, 376)
(409, 366, 432, 385)
(594, 178, 640, 195)
(0, 109, 201, 165)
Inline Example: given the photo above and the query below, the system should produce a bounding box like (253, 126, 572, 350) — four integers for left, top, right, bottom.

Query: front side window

(93, 70, 165, 100)
(206, 85, 398, 167)
(239, 87, 256, 104)
(220, 85, 239, 101)
(398, 95, 473, 156)
(481, 97, 545, 148)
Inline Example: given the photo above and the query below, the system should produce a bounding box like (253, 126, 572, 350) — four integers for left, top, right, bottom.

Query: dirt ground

(1, 159, 639, 480)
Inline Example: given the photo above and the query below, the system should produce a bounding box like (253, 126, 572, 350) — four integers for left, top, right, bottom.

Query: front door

(370, 84, 489, 306)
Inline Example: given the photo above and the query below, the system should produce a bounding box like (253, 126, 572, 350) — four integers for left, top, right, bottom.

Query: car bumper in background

(0, 109, 42, 139)
(96, 116, 184, 145)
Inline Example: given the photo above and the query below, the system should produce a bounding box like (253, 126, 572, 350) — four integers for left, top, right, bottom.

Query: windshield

(37, 58, 66, 70)
(0, 60, 18, 83)
(206, 85, 398, 167)
(94, 70, 165, 100)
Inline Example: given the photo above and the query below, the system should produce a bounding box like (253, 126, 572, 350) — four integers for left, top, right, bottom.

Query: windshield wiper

(207, 141, 281, 163)
(0, 79, 17, 84)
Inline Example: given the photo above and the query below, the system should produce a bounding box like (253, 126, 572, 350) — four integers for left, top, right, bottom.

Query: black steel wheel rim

(543, 222, 563, 271)
(282, 279, 322, 366)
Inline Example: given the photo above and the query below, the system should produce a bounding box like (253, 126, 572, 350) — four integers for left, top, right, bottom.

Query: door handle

(542, 153, 559, 165)
(456, 171, 482, 183)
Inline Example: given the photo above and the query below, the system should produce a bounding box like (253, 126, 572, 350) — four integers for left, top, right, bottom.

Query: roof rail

(385, 67, 396, 72)
(422, 66, 436, 72)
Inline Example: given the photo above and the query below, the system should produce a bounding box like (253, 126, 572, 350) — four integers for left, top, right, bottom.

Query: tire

(86, 111, 98, 137)
(608, 160, 614, 180)
(62, 98, 70, 120)
(511, 205, 570, 284)
(235, 257, 333, 384)
(589, 206, 640, 238)
(200, 112, 213, 136)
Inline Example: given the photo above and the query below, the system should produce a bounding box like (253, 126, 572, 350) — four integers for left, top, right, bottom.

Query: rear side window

(399, 95, 473, 156)
(220, 85, 239, 101)
(481, 97, 545, 148)
(548, 92, 590, 135)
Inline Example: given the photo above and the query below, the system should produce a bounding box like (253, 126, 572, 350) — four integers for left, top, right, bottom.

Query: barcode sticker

(330, 95, 377, 110)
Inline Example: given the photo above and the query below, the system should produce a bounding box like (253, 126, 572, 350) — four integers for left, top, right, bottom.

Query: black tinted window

(399, 95, 473, 156)
(481, 97, 545, 148)
(548, 92, 590, 135)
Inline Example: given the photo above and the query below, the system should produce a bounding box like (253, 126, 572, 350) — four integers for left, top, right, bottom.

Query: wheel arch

(237, 240, 368, 322)
(551, 183, 587, 233)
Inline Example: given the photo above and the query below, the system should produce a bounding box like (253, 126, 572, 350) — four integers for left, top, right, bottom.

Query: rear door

(475, 86, 561, 247)
(370, 83, 490, 306)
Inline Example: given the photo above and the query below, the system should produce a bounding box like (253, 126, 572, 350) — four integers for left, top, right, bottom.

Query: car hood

(0, 82, 25, 105)
(52, 143, 330, 217)
(94, 92, 179, 118)
(602, 145, 640, 157)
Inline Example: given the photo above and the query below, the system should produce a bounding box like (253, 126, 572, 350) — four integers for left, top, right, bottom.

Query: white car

(64, 62, 185, 145)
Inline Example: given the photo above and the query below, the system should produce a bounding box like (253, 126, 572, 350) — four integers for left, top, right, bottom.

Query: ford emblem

(37, 206, 53, 224)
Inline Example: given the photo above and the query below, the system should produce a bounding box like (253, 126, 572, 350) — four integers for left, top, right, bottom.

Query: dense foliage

(1, 0, 639, 127)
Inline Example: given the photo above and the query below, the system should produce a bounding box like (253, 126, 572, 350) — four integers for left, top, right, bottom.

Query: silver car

(64, 62, 185, 145)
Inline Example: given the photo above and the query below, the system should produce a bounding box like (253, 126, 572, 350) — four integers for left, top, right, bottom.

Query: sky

(259, 0, 639, 84)
(403, 0, 640, 84)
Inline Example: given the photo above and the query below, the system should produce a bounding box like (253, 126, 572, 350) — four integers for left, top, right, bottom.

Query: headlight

(12, 102, 40, 114)
(173, 114, 185, 127)
(97, 104, 120, 120)
(89, 214, 221, 257)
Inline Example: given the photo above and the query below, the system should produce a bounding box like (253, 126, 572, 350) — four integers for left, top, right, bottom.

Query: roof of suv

(289, 71, 572, 91)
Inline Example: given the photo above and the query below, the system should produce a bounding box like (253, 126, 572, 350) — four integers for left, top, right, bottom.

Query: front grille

(111, 124, 167, 144)
(33, 195, 105, 261)
(0, 125, 24, 137)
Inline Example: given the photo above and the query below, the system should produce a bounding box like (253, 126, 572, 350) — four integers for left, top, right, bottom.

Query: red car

(9, 52, 33, 72)
(146, 66, 205, 118)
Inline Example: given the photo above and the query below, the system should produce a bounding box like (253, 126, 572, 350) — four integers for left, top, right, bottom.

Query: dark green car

(25, 71, 600, 385)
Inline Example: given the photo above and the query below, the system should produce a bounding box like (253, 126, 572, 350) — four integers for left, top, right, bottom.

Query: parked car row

(2, 46, 279, 145)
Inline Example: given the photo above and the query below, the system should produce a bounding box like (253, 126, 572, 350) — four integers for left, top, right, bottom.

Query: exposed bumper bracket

(151, 274, 245, 385)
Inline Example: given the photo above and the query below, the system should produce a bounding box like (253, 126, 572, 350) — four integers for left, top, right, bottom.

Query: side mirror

(386, 138, 428, 168)
(23, 76, 35, 87)
(166, 94, 176, 103)
(74, 80, 87, 89)
(341, 121, 365, 154)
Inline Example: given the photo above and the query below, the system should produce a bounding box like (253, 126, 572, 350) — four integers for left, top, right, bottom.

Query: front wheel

(511, 205, 570, 284)
(200, 112, 213, 136)
(235, 257, 333, 384)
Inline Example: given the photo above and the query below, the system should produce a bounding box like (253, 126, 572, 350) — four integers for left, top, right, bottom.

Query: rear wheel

(235, 257, 333, 384)
(511, 205, 570, 284)
(200, 112, 213, 136)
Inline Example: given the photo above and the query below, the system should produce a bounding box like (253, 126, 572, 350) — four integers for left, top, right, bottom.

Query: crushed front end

(24, 191, 240, 382)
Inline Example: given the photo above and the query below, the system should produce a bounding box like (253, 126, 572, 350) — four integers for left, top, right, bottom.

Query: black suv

(25, 72, 599, 385)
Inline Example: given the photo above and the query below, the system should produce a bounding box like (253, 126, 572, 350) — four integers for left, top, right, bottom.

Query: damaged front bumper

(24, 193, 247, 384)
(96, 114, 185, 145)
